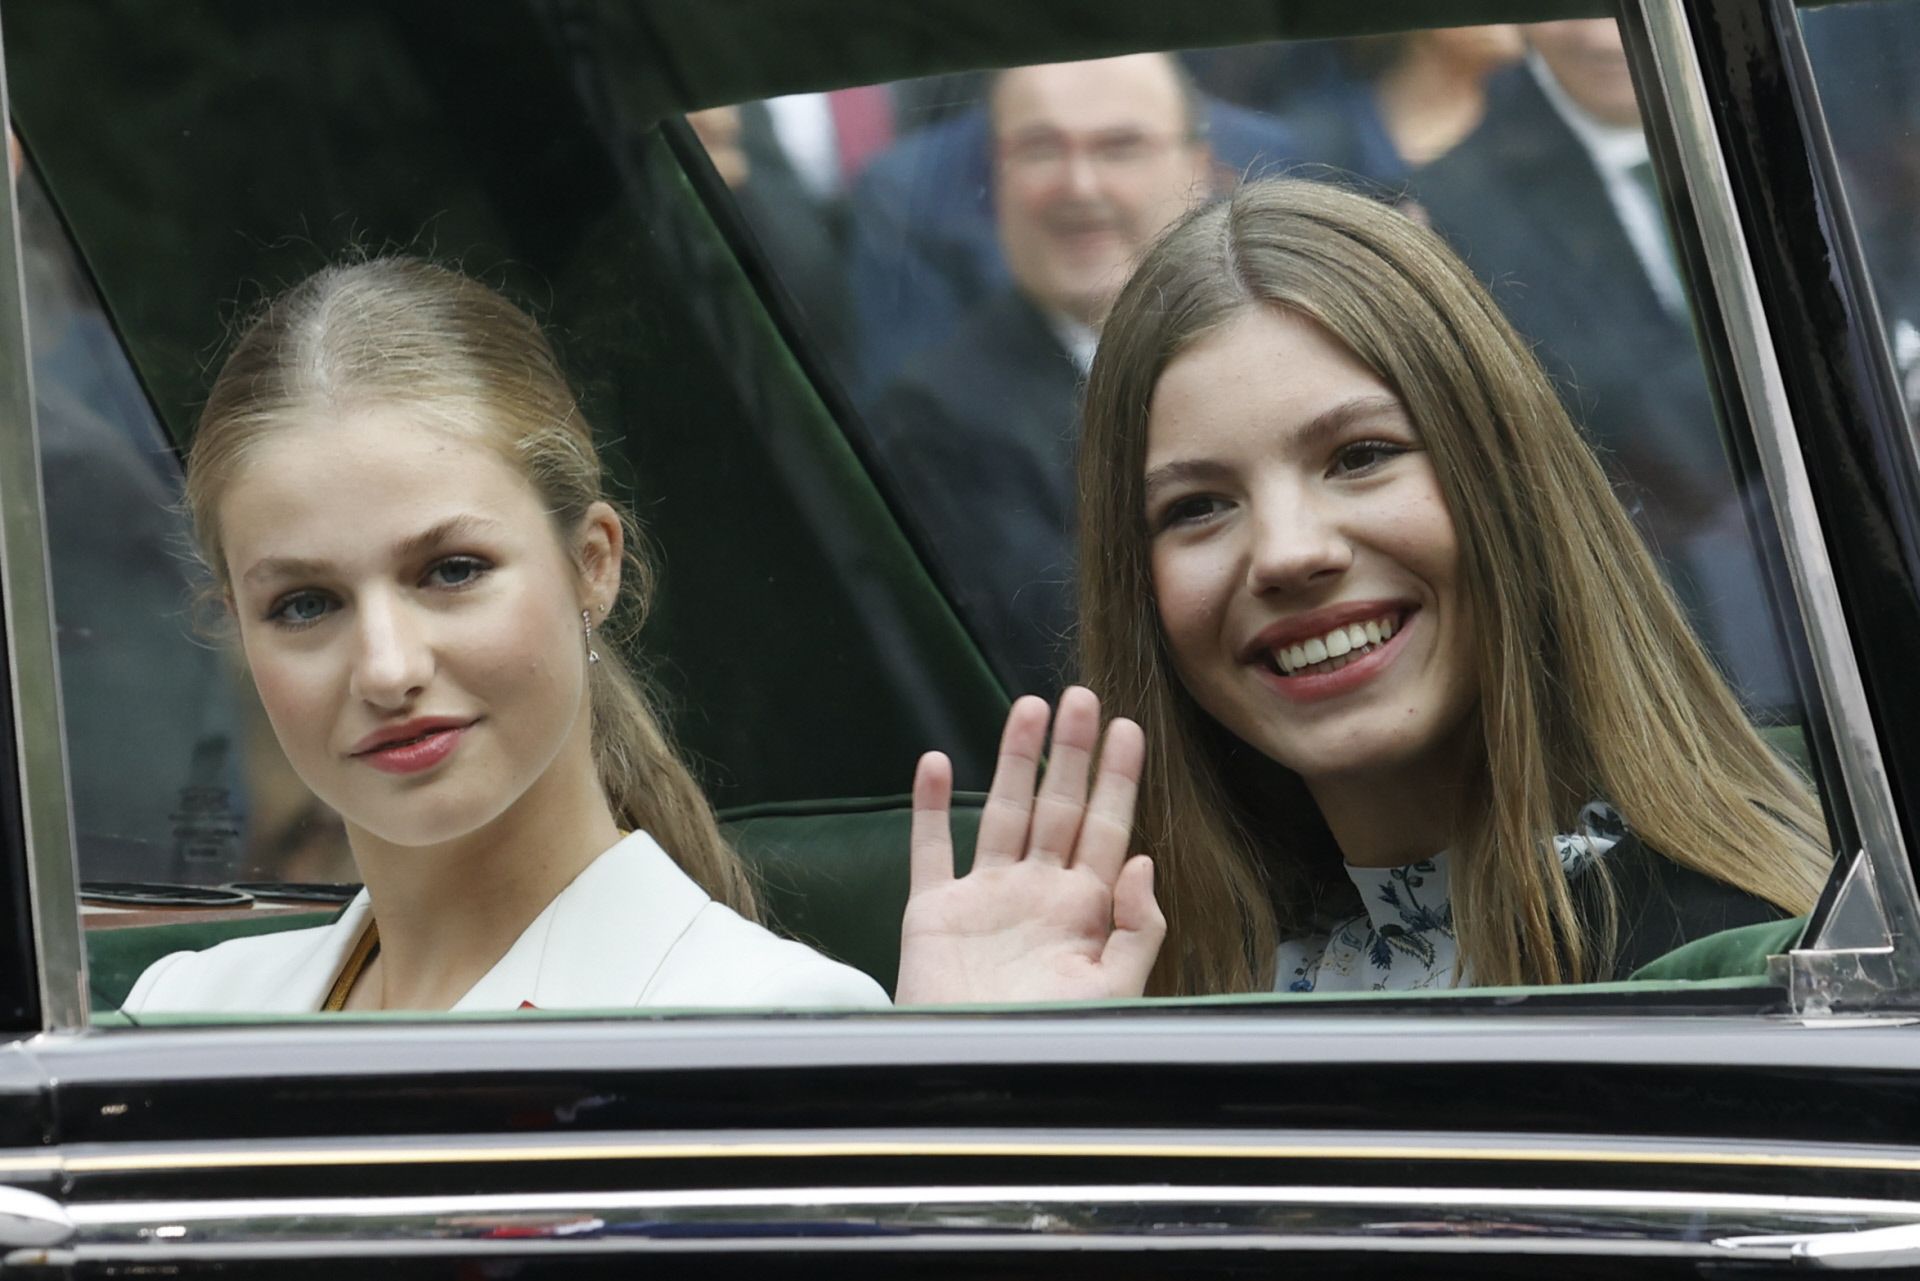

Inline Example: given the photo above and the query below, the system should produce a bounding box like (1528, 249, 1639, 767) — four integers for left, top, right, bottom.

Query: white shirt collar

(1045, 310, 1099, 375)
(1527, 54, 1686, 316)
(1528, 52, 1649, 177)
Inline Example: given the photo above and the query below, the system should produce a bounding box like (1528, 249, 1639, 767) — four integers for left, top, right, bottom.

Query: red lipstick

(351, 718, 473, 775)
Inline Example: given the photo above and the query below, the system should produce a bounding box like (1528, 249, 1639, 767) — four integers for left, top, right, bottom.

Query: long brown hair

(186, 257, 759, 919)
(1080, 180, 1828, 994)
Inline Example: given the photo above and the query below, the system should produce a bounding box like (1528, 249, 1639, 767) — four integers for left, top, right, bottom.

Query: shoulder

(1412, 69, 1566, 214)
(878, 291, 1064, 401)
(1575, 833, 1791, 979)
(518, 833, 890, 1011)
(649, 900, 891, 1008)
(120, 906, 365, 1014)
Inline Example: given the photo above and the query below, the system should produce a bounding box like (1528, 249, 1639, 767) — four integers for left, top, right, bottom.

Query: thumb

(1099, 855, 1165, 997)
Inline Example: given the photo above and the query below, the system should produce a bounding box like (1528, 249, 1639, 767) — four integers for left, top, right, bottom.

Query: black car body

(3, 0, 1920, 1274)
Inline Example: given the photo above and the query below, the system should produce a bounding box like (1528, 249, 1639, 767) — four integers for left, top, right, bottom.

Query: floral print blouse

(1273, 803, 1626, 993)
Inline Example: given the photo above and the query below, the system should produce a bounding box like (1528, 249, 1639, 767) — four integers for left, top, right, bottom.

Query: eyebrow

(1142, 394, 1408, 506)
(239, 514, 505, 587)
(1294, 394, 1409, 450)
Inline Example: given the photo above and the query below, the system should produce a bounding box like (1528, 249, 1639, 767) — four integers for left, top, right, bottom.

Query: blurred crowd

(693, 16, 1920, 711)
(15, 12, 1919, 893)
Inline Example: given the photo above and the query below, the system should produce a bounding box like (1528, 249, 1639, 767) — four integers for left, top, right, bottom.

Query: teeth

(1270, 613, 1401, 676)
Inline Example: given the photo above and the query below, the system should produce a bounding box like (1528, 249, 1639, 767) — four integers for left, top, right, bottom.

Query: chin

(340, 792, 508, 850)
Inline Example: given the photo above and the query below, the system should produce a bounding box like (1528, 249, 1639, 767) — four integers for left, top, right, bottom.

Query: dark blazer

(1579, 832, 1791, 980)
(1413, 68, 1792, 710)
(863, 288, 1083, 697)
(844, 98, 1301, 400)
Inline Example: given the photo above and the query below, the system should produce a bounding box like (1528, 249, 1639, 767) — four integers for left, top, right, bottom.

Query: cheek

(459, 585, 582, 709)
(1385, 477, 1462, 589)
(1150, 546, 1228, 663)
(241, 644, 331, 755)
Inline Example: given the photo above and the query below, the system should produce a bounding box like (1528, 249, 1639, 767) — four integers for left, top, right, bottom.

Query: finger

(908, 751, 957, 894)
(1025, 685, 1100, 866)
(973, 696, 1051, 867)
(1100, 855, 1165, 998)
(1074, 716, 1144, 883)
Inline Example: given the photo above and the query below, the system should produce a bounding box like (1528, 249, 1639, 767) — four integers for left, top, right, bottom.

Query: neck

(345, 734, 622, 1011)
(1373, 44, 1493, 166)
(1306, 749, 1475, 870)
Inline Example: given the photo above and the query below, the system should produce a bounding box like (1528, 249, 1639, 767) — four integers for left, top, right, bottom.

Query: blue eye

(268, 591, 334, 630)
(426, 556, 490, 589)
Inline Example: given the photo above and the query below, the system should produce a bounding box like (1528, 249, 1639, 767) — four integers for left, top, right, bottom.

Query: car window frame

(4, 0, 1919, 1033)
(0, 19, 84, 1035)
(1663, 0, 1920, 1004)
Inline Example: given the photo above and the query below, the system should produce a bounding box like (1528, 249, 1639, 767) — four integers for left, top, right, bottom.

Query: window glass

(18, 160, 355, 901)
(701, 25, 1807, 730)
(686, 19, 1840, 1001)
(2, 4, 1844, 1020)
(1795, 0, 1920, 420)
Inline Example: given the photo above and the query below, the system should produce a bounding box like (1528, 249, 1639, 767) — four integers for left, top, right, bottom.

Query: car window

(0, 3, 1861, 1021)
(1794, 0, 1920, 421)
(17, 161, 350, 898)
(699, 24, 1811, 732)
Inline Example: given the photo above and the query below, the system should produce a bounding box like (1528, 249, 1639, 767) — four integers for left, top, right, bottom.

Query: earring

(583, 609, 601, 664)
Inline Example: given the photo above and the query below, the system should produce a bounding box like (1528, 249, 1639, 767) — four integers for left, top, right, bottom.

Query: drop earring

(583, 609, 601, 664)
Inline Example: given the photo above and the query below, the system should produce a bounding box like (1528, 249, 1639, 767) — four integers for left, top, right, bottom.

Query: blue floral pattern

(1274, 804, 1624, 993)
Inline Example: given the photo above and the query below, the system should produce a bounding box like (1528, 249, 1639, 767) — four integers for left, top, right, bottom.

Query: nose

(347, 590, 434, 709)
(1244, 487, 1352, 594)
(1059, 146, 1102, 197)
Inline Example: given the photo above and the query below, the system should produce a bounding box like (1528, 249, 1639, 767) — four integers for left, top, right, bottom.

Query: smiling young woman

(1074, 179, 1830, 996)
(121, 258, 891, 1014)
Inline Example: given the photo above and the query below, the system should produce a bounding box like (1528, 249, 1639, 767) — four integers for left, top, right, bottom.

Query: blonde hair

(187, 257, 759, 919)
(1080, 180, 1828, 994)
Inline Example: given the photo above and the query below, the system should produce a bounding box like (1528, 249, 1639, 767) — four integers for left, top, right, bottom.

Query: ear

(1193, 141, 1222, 196)
(575, 501, 624, 614)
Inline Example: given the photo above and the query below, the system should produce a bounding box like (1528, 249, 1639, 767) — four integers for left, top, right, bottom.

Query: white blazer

(122, 830, 891, 1013)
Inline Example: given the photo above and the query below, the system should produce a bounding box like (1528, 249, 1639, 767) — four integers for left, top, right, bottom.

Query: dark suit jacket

(863, 289, 1083, 697)
(731, 102, 857, 378)
(845, 98, 1302, 400)
(1413, 68, 1792, 710)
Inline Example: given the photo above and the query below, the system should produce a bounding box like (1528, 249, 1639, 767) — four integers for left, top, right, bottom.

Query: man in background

(1415, 19, 1793, 711)
(865, 54, 1213, 695)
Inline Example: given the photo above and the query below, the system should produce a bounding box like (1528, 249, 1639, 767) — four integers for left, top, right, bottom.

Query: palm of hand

(897, 860, 1123, 1003)
(893, 689, 1163, 1006)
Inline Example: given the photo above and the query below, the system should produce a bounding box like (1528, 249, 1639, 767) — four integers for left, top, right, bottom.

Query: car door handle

(0, 1188, 74, 1251)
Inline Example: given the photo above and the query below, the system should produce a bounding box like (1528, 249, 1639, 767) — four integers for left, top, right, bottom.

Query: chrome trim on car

(46, 1185, 1920, 1262)
(0, 16, 87, 1031)
(32, 1125, 1920, 1177)
(1634, 0, 1920, 1006)
(1722, 1221, 1920, 1270)
(0, 1187, 73, 1250)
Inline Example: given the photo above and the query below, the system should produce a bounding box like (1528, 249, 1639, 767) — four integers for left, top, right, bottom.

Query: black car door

(3, 0, 1920, 1276)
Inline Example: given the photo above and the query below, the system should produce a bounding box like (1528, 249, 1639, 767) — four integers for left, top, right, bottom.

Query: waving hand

(894, 686, 1163, 1004)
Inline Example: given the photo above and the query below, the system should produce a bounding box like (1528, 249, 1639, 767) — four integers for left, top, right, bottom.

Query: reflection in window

(18, 162, 352, 895)
(1797, 0, 1920, 421)
(695, 24, 1802, 731)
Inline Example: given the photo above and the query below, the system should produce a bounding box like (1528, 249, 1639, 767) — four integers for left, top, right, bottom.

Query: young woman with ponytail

(123, 258, 888, 1012)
